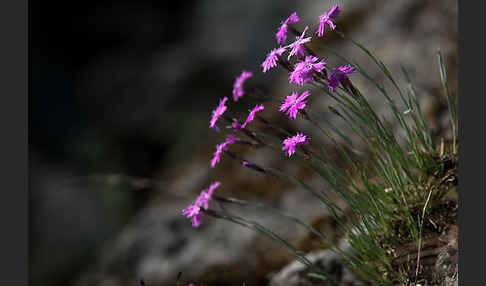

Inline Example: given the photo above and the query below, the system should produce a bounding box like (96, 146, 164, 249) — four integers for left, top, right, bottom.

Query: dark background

(30, 0, 199, 283)
(31, 0, 198, 175)
(29, 1, 458, 285)
(30, 1, 295, 284)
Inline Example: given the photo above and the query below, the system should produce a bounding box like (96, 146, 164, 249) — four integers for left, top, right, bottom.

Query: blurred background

(30, 0, 458, 285)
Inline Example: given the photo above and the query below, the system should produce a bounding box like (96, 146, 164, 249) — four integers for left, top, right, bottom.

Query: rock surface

(268, 249, 367, 286)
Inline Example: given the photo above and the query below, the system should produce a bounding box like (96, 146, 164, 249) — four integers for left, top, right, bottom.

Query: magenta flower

(183, 182, 221, 227)
(288, 68, 310, 85)
(282, 133, 309, 157)
(317, 5, 341, 37)
(225, 134, 240, 144)
(210, 146, 223, 167)
(182, 204, 203, 227)
(261, 46, 287, 73)
(195, 181, 220, 209)
(279, 91, 310, 119)
(210, 97, 229, 131)
(241, 104, 264, 128)
(276, 12, 300, 44)
(232, 71, 253, 101)
(231, 121, 242, 130)
(211, 143, 226, 168)
(287, 26, 312, 60)
(211, 135, 240, 167)
(195, 192, 211, 210)
(211, 140, 228, 168)
(289, 56, 326, 85)
(328, 65, 356, 92)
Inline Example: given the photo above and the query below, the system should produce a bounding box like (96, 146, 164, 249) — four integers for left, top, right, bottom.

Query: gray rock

(73, 169, 336, 285)
(268, 242, 368, 286)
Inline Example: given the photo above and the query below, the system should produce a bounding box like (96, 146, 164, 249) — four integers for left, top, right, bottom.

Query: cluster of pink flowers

(262, 6, 354, 91)
(185, 4, 357, 228)
(182, 182, 220, 227)
(187, 66, 259, 226)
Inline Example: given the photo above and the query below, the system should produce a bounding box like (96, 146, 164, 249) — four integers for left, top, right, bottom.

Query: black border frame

(0, 0, 27, 284)
(458, 1, 479, 285)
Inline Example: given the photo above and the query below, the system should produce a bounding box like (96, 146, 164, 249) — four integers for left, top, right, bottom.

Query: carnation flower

(276, 12, 300, 44)
(241, 104, 265, 128)
(289, 56, 326, 85)
(328, 65, 356, 92)
(231, 121, 242, 130)
(224, 134, 240, 144)
(210, 97, 229, 131)
(317, 5, 341, 37)
(182, 204, 203, 227)
(261, 46, 287, 73)
(282, 133, 309, 157)
(182, 182, 222, 227)
(279, 91, 310, 119)
(287, 26, 312, 60)
(195, 181, 220, 209)
(211, 135, 240, 167)
(232, 71, 253, 101)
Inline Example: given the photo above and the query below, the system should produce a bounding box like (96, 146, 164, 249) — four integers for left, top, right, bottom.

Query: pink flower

(210, 145, 223, 167)
(317, 5, 341, 37)
(287, 26, 312, 60)
(224, 134, 240, 144)
(328, 65, 355, 92)
(211, 135, 240, 167)
(241, 104, 264, 128)
(182, 182, 222, 227)
(210, 97, 229, 131)
(195, 181, 220, 209)
(282, 133, 309, 157)
(261, 46, 287, 73)
(279, 91, 310, 119)
(231, 121, 242, 130)
(289, 56, 326, 85)
(276, 12, 300, 44)
(288, 69, 309, 85)
(232, 71, 253, 101)
(182, 204, 203, 227)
